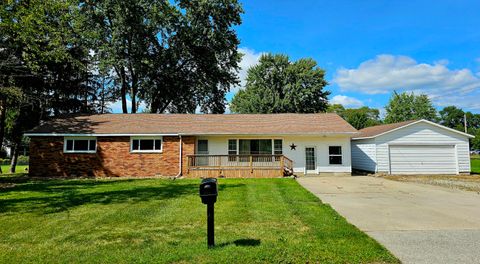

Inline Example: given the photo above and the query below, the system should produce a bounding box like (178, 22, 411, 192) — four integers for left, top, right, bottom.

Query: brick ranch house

(25, 113, 358, 178)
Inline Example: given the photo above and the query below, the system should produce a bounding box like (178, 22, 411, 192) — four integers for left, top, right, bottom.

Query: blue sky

(227, 0, 480, 113)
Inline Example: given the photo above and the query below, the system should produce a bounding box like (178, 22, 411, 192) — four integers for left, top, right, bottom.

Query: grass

(0, 176, 398, 263)
(0, 165, 28, 175)
(472, 155, 480, 174)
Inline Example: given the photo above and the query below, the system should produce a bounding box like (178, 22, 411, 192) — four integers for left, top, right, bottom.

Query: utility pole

(464, 113, 467, 133)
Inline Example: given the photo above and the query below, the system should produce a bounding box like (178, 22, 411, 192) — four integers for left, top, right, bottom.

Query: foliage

(384, 91, 437, 123)
(438, 106, 480, 150)
(439, 106, 465, 131)
(81, 0, 243, 113)
(0, 178, 398, 263)
(0, 0, 243, 172)
(327, 104, 381, 129)
(231, 54, 330, 113)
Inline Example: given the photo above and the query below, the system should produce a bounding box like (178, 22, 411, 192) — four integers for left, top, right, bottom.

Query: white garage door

(389, 145, 457, 174)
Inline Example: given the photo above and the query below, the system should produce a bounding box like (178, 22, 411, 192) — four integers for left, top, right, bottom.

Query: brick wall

(29, 136, 195, 177)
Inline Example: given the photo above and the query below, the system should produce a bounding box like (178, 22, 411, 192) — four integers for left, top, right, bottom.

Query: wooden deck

(186, 154, 293, 178)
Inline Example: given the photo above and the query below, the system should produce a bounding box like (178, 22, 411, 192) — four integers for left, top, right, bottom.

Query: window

(131, 137, 162, 152)
(64, 138, 97, 153)
(329, 146, 342, 165)
(228, 139, 237, 155)
(239, 139, 272, 155)
(274, 139, 282, 155)
(274, 139, 282, 161)
(197, 140, 209, 154)
(228, 139, 237, 162)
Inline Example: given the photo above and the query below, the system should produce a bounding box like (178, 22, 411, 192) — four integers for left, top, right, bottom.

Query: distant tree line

(230, 54, 480, 150)
(0, 0, 243, 173)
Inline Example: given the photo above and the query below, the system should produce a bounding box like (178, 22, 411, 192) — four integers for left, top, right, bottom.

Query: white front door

(305, 147, 316, 174)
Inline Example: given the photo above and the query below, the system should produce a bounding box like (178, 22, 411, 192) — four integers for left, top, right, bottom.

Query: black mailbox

(199, 178, 218, 204)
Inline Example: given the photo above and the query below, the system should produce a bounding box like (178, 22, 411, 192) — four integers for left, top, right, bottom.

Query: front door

(305, 147, 316, 174)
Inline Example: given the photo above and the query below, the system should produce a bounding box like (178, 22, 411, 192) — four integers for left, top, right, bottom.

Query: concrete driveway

(297, 176, 480, 264)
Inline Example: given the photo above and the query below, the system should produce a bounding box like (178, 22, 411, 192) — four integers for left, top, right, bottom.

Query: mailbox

(199, 178, 218, 204)
(199, 178, 218, 247)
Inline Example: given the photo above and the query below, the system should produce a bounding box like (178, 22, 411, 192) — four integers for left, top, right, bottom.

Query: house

(25, 113, 357, 178)
(351, 119, 474, 175)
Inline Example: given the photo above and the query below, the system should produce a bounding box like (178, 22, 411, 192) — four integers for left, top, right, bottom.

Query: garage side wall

(351, 139, 377, 172)
(375, 123, 471, 174)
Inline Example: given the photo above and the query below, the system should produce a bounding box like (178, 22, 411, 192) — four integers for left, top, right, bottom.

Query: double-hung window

(131, 137, 162, 152)
(274, 139, 283, 161)
(328, 146, 342, 165)
(228, 139, 237, 161)
(64, 137, 97, 153)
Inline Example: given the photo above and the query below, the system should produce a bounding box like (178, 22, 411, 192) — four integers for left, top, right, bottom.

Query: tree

(1, 0, 100, 172)
(82, 0, 243, 113)
(384, 91, 437, 123)
(439, 106, 466, 131)
(231, 54, 330, 113)
(327, 104, 381, 129)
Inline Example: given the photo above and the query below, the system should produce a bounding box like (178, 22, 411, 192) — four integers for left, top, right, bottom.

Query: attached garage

(351, 120, 474, 175)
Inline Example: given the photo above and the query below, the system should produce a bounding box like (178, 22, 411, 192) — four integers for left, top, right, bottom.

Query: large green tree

(438, 106, 480, 150)
(1, 0, 101, 172)
(82, 0, 243, 113)
(231, 54, 330, 113)
(439, 106, 466, 131)
(327, 104, 381, 129)
(384, 91, 437, 123)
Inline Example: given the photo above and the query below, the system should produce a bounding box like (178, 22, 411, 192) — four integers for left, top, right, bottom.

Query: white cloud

(334, 54, 480, 110)
(330, 95, 364, 108)
(233, 47, 264, 92)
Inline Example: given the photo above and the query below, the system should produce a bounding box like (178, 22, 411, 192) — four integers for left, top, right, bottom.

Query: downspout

(174, 135, 183, 179)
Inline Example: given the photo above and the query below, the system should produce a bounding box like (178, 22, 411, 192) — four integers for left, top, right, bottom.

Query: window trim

(63, 137, 97, 154)
(196, 139, 209, 155)
(328, 145, 343, 165)
(228, 138, 283, 156)
(130, 136, 163, 153)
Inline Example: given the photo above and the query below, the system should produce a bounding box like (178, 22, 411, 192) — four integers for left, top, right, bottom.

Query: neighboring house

(351, 119, 474, 175)
(25, 113, 357, 178)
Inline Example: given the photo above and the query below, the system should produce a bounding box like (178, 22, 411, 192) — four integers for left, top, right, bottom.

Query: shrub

(17, 155, 29, 165)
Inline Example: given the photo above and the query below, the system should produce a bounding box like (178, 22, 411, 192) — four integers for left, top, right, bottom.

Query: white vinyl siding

(196, 135, 352, 174)
(352, 121, 471, 175)
(351, 138, 376, 172)
(389, 145, 457, 174)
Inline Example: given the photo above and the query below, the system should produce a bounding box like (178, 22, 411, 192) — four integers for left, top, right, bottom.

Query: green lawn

(0, 177, 398, 263)
(472, 156, 480, 174)
(0, 165, 28, 174)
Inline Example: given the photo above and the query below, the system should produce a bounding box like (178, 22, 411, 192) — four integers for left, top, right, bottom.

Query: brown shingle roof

(27, 113, 358, 135)
(354, 120, 417, 139)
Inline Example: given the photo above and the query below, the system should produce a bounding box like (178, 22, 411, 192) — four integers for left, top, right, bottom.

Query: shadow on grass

(217, 238, 261, 248)
(0, 176, 245, 214)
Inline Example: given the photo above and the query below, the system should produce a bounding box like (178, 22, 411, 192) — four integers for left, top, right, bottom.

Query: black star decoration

(289, 143, 297, 150)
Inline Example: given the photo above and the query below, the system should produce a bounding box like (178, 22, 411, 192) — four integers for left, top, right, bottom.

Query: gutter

(174, 135, 183, 179)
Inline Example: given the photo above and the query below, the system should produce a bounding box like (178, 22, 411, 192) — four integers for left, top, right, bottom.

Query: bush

(0, 156, 28, 165)
(17, 155, 29, 165)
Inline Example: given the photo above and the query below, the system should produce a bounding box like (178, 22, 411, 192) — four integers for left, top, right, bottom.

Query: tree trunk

(120, 67, 128, 113)
(129, 63, 137, 114)
(0, 99, 6, 174)
(9, 142, 19, 174)
(131, 89, 137, 113)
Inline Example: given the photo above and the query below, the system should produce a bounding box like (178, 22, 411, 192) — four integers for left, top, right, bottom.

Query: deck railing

(187, 154, 293, 177)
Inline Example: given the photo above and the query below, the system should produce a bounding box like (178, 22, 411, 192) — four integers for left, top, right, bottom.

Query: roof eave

(353, 119, 475, 140)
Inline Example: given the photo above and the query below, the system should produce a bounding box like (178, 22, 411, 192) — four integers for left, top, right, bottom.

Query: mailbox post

(199, 178, 218, 248)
